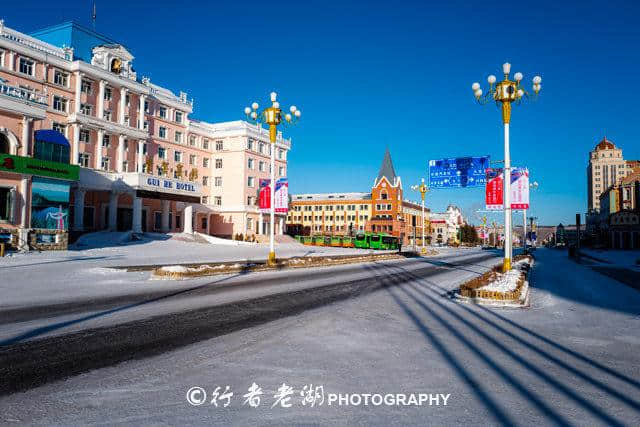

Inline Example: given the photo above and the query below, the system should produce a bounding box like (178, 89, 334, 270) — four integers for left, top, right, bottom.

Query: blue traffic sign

(428, 156, 490, 188)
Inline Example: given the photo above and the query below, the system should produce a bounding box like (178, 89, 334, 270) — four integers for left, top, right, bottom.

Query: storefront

(0, 130, 79, 250)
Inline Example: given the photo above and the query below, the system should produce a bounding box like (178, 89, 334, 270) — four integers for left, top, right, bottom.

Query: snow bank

(195, 232, 256, 246)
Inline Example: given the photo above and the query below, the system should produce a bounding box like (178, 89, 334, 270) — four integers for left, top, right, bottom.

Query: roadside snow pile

(159, 265, 191, 273)
(456, 256, 533, 305)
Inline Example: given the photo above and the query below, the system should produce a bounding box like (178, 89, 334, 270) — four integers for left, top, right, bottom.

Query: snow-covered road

(1, 248, 639, 426)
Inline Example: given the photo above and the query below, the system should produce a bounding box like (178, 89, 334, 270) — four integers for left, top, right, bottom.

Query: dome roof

(595, 137, 615, 150)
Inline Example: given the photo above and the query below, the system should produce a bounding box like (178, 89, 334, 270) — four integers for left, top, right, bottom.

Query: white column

(137, 139, 145, 172)
(72, 124, 80, 165)
(259, 212, 264, 235)
(523, 208, 527, 253)
(279, 217, 284, 235)
(73, 189, 86, 231)
(161, 200, 170, 233)
(74, 72, 83, 113)
(97, 80, 106, 119)
(108, 191, 118, 231)
(421, 199, 425, 247)
(504, 121, 512, 268)
(119, 87, 127, 125)
(8, 51, 15, 71)
(183, 204, 193, 234)
(132, 196, 143, 234)
(117, 135, 125, 172)
(138, 94, 146, 130)
(270, 141, 275, 256)
(21, 116, 30, 157)
(96, 130, 104, 169)
(20, 177, 29, 228)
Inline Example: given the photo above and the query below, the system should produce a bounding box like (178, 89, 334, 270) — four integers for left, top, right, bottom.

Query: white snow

(581, 249, 640, 268)
(476, 259, 529, 293)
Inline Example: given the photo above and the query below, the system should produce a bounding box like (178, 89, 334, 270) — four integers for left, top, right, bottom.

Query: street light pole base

(503, 258, 511, 272)
(267, 251, 277, 266)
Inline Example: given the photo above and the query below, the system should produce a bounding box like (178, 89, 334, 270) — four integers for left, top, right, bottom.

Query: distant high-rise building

(587, 138, 636, 212)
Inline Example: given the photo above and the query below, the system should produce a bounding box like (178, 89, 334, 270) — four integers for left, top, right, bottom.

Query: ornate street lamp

(471, 63, 541, 271)
(244, 92, 301, 266)
(411, 178, 429, 253)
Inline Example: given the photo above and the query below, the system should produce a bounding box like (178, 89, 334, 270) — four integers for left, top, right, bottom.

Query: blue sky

(4, 0, 640, 225)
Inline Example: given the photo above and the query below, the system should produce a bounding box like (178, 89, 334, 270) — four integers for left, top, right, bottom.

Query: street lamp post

(411, 178, 429, 254)
(244, 92, 301, 266)
(472, 63, 541, 271)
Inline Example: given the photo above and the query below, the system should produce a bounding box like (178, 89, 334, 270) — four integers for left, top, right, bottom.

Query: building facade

(287, 150, 430, 246)
(587, 137, 637, 213)
(0, 19, 291, 248)
(429, 205, 464, 245)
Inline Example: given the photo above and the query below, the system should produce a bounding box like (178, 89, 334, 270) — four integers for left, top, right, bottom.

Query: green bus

(380, 235, 399, 250)
(342, 236, 354, 248)
(312, 235, 325, 246)
(369, 233, 383, 249)
(330, 236, 343, 247)
(354, 233, 370, 249)
(302, 236, 313, 245)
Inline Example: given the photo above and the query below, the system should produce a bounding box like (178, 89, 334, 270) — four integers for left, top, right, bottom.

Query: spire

(376, 148, 398, 186)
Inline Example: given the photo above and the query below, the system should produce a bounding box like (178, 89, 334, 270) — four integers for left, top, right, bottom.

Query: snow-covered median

(455, 256, 533, 307)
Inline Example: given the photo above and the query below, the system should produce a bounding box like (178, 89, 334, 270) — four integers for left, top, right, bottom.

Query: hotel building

(287, 150, 430, 246)
(0, 20, 290, 249)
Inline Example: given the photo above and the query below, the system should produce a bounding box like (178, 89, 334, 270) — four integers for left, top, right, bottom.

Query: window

(202, 176, 209, 186)
(80, 103, 92, 115)
(278, 149, 284, 160)
(175, 111, 183, 123)
(189, 135, 196, 146)
(124, 140, 129, 151)
(214, 176, 222, 187)
(79, 129, 90, 143)
(143, 120, 149, 131)
(189, 154, 196, 165)
(54, 70, 68, 87)
(259, 161, 265, 172)
(278, 166, 285, 176)
(247, 196, 255, 205)
(122, 161, 128, 172)
(174, 151, 182, 162)
(158, 147, 166, 159)
(247, 139, 254, 150)
(102, 134, 110, 147)
(247, 217, 253, 230)
(159, 126, 167, 139)
(215, 158, 223, 168)
(214, 196, 222, 206)
(103, 110, 111, 121)
(104, 87, 112, 100)
(0, 187, 14, 222)
(144, 100, 150, 113)
(175, 131, 183, 143)
(203, 158, 209, 168)
(158, 106, 167, 119)
(203, 139, 209, 149)
(0, 51, 4, 69)
(125, 93, 130, 106)
(101, 157, 110, 170)
(52, 122, 66, 136)
(259, 143, 265, 154)
(248, 158, 254, 169)
(216, 140, 224, 151)
(248, 176, 255, 187)
(19, 57, 34, 76)
(53, 96, 67, 113)
(202, 196, 208, 205)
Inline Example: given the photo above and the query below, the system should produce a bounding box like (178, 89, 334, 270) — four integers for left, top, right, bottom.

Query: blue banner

(428, 156, 490, 188)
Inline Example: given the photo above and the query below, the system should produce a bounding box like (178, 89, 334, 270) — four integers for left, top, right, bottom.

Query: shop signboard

(429, 156, 490, 188)
(0, 153, 79, 181)
(274, 178, 288, 213)
(30, 177, 70, 230)
(485, 168, 504, 210)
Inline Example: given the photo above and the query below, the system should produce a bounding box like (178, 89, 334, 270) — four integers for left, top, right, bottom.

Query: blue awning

(34, 129, 70, 147)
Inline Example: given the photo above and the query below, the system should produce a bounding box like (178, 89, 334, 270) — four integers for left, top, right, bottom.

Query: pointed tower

(366, 149, 406, 242)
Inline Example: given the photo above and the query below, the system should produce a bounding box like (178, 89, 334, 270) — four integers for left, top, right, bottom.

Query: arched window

(380, 190, 388, 200)
(0, 133, 9, 154)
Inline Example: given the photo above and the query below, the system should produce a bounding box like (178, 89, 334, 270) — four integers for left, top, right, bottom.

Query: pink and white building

(0, 19, 291, 246)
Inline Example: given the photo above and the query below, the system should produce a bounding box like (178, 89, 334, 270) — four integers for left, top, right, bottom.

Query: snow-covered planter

(456, 256, 533, 305)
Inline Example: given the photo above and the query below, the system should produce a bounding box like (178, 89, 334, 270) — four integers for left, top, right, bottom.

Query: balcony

(0, 79, 48, 119)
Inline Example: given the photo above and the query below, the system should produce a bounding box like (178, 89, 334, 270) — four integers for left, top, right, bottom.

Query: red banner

(259, 179, 270, 212)
(485, 168, 503, 210)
